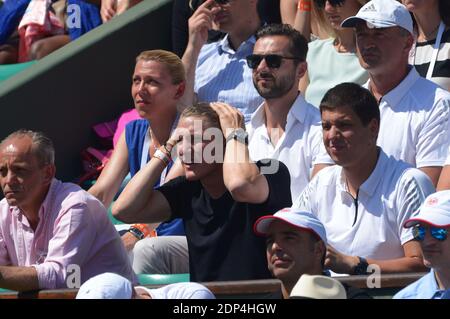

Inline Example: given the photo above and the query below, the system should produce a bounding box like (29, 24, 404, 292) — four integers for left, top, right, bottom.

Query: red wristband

(298, 0, 312, 12)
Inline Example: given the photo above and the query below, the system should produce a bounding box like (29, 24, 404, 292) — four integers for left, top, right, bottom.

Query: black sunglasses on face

(214, 0, 231, 4)
(246, 54, 300, 69)
(314, 0, 346, 8)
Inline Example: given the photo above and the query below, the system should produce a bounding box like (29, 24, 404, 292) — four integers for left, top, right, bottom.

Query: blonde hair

(136, 50, 185, 84)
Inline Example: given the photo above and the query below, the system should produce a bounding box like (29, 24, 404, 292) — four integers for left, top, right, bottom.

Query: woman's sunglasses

(246, 54, 300, 69)
(314, 0, 346, 9)
(199, 0, 231, 5)
(413, 225, 448, 241)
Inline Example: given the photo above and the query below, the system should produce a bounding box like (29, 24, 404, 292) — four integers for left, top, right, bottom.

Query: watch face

(226, 129, 249, 145)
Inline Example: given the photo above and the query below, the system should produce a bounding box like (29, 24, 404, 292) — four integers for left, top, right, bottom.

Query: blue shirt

(125, 119, 184, 236)
(394, 270, 450, 299)
(194, 34, 264, 123)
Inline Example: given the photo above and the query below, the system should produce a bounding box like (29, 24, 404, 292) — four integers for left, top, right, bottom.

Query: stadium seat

(137, 273, 190, 285)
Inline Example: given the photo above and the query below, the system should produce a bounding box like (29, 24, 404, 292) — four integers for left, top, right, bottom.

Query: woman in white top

(299, 0, 369, 107)
(402, 0, 450, 90)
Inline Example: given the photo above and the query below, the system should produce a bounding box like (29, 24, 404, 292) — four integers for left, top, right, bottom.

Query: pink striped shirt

(0, 179, 136, 289)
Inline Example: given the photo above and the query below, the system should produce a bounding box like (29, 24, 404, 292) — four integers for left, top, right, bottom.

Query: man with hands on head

(113, 102, 292, 282)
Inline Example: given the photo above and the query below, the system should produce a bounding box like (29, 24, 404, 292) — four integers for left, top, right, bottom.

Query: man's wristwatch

(226, 128, 249, 145)
(127, 227, 145, 240)
(353, 256, 369, 275)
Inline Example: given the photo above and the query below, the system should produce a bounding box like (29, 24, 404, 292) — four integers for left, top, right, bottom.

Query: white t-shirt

(293, 149, 435, 260)
(364, 68, 450, 168)
(247, 95, 334, 200)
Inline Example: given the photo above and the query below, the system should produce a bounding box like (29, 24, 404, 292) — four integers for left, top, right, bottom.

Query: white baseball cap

(404, 191, 450, 228)
(76, 273, 133, 299)
(253, 208, 327, 245)
(341, 0, 413, 35)
(290, 274, 347, 299)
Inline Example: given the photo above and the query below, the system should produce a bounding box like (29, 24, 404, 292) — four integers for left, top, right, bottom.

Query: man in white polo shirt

(246, 24, 333, 200)
(294, 82, 434, 275)
(341, 0, 450, 186)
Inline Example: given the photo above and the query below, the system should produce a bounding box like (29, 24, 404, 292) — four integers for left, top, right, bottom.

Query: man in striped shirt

(181, 0, 264, 123)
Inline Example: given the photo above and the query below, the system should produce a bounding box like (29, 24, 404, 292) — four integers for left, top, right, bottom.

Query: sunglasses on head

(314, 0, 346, 8)
(246, 54, 300, 69)
(413, 225, 448, 241)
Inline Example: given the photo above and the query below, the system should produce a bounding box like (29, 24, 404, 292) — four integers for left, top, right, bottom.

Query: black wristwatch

(226, 128, 249, 145)
(353, 256, 369, 275)
(128, 227, 144, 240)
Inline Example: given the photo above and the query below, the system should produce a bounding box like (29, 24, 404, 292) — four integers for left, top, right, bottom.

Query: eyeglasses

(413, 225, 448, 241)
(314, 0, 346, 9)
(246, 54, 300, 69)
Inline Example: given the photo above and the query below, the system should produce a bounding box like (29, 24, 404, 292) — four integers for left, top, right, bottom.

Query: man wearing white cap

(341, 0, 450, 187)
(394, 191, 450, 299)
(254, 208, 370, 299)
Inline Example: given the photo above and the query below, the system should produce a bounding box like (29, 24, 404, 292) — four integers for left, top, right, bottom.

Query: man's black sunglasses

(246, 54, 301, 69)
(314, 0, 346, 8)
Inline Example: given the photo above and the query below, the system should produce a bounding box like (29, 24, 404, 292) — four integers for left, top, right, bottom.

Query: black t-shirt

(158, 160, 292, 282)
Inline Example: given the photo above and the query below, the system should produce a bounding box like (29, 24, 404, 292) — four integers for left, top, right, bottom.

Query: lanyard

(426, 21, 445, 80)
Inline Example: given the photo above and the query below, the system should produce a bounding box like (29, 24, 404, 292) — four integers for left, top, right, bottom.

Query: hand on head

(209, 102, 245, 138)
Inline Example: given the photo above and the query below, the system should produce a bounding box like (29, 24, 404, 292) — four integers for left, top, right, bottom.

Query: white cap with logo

(341, 0, 413, 35)
(253, 208, 327, 245)
(404, 190, 450, 228)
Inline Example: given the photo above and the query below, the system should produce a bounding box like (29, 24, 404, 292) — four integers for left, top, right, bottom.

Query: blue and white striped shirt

(194, 34, 263, 123)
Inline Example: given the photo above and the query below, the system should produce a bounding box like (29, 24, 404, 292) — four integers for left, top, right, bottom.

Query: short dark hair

(256, 23, 308, 62)
(319, 83, 380, 126)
